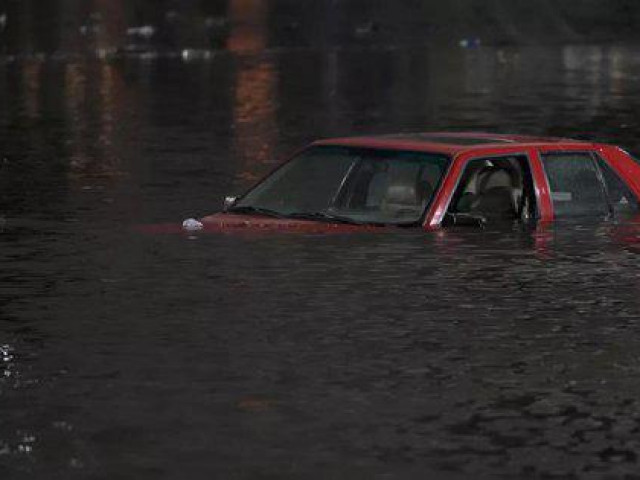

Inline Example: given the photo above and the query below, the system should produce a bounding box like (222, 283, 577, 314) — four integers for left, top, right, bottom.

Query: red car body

(199, 132, 640, 232)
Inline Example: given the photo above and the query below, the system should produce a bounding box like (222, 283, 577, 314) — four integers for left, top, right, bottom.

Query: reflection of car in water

(198, 132, 640, 232)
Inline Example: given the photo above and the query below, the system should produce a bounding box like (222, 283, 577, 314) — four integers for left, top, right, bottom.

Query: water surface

(3, 31, 640, 479)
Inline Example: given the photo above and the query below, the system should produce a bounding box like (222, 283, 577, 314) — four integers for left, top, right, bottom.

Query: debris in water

(182, 218, 204, 231)
(204, 16, 227, 29)
(459, 37, 481, 48)
(127, 25, 155, 39)
(181, 49, 215, 61)
(354, 21, 379, 38)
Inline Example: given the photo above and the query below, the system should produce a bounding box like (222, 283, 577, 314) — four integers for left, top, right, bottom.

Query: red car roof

(313, 132, 596, 155)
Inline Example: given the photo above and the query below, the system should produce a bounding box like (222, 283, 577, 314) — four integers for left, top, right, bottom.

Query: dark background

(4, 0, 640, 53)
(3, 2, 640, 479)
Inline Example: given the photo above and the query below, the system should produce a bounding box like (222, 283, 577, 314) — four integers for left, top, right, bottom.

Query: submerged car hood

(198, 212, 382, 233)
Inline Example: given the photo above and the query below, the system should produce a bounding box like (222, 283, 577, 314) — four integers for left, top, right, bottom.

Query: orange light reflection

(229, 0, 279, 185)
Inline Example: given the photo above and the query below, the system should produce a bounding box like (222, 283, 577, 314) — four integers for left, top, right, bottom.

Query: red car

(196, 132, 640, 232)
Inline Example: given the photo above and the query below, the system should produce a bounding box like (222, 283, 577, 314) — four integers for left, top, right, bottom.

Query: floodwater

(5, 11, 640, 480)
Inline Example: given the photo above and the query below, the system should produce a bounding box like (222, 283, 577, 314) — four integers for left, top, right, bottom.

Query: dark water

(6, 16, 640, 479)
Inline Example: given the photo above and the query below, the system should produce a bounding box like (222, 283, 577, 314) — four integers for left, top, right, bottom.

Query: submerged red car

(197, 132, 640, 232)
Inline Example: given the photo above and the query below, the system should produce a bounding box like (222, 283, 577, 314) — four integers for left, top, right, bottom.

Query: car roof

(312, 132, 597, 155)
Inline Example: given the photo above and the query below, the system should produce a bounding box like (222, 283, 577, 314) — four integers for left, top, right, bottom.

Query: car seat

(380, 176, 433, 218)
(469, 166, 517, 218)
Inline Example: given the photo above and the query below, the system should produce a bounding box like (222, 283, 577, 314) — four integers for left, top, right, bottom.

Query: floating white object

(182, 218, 204, 231)
(126, 25, 155, 38)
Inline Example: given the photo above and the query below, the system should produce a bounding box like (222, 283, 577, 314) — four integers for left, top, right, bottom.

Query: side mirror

(445, 212, 487, 228)
(223, 196, 237, 211)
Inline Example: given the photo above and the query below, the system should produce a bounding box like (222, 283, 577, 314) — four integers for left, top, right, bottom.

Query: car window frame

(439, 151, 538, 225)
(593, 151, 640, 216)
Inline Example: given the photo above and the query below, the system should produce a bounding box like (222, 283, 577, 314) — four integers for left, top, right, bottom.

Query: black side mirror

(444, 212, 487, 228)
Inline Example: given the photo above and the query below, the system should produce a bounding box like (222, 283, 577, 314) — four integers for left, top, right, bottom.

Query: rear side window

(595, 156, 640, 216)
(541, 153, 609, 217)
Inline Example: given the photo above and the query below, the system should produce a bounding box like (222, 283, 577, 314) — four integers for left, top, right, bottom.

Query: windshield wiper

(286, 211, 362, 225)
(227, 205, 285, 218)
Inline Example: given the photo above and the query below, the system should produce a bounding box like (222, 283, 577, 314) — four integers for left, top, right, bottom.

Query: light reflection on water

(232, 57, 278, 181)
(1, 343, 14, 382)
(4, 29, 640, 479)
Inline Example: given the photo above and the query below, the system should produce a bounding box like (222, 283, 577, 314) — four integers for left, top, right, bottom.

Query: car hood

(198, 212, 382, 233)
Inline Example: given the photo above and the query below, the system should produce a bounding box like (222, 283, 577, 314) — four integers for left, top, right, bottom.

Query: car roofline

(311, 132, 598, 155)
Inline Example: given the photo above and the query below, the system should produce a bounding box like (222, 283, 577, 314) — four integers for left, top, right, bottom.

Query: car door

(538, 150, 640, 220)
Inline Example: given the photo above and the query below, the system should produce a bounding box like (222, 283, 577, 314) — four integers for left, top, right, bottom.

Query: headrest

(383, 184, 418, 206)
(477, 167, 514, 192)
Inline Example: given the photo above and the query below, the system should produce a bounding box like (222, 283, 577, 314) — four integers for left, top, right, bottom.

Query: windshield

(232, 146, 450, 225)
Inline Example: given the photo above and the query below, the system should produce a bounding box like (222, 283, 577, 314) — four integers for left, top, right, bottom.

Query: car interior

(445, 155, 536, 225)
(335, 158, 445, 222)
(377, 163, 438, 218)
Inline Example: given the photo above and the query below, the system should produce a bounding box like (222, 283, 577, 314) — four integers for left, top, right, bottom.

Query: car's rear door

(534, 147, 640, 221)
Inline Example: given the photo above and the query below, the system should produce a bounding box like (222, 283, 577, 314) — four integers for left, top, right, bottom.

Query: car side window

(595, 155, 640, 216)
(445, 154, 536, 225)
(541, 153, 609, 218)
